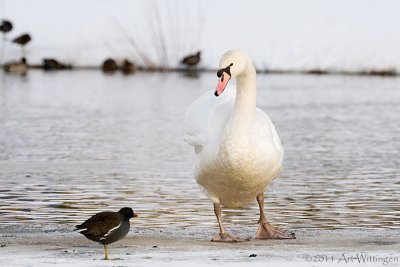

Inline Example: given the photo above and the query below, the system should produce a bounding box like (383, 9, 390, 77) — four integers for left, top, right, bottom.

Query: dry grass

(114, 0, 203, 71)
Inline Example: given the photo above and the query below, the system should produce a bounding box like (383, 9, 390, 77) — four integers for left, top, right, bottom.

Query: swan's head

(215, 50, 250, 97)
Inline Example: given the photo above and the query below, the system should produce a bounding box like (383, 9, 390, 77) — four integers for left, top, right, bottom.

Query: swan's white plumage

(184, 85, 236, 154)
(184, 50, 284, 208)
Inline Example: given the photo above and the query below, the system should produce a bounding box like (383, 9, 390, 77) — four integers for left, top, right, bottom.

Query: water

(0, 71, 399, 230)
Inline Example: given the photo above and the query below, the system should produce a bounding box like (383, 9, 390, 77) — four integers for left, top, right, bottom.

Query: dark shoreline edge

(2, 64, 399, 77)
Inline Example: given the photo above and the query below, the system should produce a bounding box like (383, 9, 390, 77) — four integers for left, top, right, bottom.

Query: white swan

(184, 50, 295, 242)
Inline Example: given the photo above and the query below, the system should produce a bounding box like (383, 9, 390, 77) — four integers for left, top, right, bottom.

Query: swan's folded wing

(184, 87, 235, 154)
(254, 108, 284, 158)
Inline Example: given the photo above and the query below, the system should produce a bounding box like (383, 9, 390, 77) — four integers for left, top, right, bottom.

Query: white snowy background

(1, 0, 399, 72)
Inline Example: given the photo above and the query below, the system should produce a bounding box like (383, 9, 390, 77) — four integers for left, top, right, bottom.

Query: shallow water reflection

(0, 71, 399, 230)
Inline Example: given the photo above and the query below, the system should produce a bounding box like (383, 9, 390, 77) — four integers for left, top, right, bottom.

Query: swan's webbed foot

(255, 193, 295, 239)
(255, 222, 296, 239)
(211, 232, 249, 243)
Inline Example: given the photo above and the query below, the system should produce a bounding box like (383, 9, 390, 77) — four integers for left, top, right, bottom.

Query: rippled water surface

(0, 71, 399, 230)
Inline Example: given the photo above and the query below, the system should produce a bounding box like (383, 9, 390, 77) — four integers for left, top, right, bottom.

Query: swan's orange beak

(215, 72, 230, 97)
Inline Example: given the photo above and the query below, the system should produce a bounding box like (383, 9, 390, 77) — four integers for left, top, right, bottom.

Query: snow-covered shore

(1, 0, 400, 73)
(1, 225, 399, 267)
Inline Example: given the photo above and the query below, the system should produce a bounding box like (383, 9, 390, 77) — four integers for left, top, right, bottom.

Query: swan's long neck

(222, 62, 257, 147)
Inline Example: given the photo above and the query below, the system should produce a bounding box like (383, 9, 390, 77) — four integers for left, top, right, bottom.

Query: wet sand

(1, 225, 399, 267)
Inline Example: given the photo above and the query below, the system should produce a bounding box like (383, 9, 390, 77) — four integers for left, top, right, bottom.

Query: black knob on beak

(216, 63, 233, 77)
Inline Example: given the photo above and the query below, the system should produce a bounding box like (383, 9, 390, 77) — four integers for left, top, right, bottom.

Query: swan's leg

(255, 194, 296, 239)
(211, 203, 248, 242)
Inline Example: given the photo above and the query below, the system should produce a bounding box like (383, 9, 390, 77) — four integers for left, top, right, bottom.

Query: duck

(181, 51, 201, 67)
(102, 58, 118, 73)
(12, 33, 31, 58)
(12, 33, 31, 46)
(121, 59, 136, 75)
(0, 20, 13, 34)
(184, 50, 295, 242)
(1, 20, 13, 63)
(75, 207, 138, 260)
(43, 58, 71, 70)
(3, 57, 28, 75)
